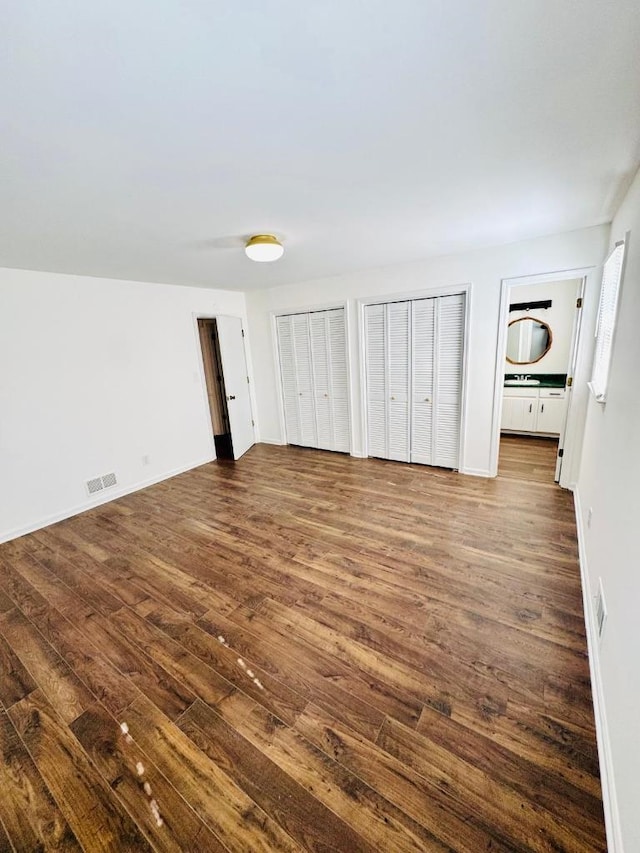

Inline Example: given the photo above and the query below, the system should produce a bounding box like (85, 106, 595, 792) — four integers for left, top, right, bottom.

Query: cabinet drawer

(503, 386, 540, 398)
(539, 388, 565, 399)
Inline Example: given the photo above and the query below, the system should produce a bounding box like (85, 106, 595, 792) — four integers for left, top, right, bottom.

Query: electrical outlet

(587, 507, 593, 528)
(142, 454, 150, 466)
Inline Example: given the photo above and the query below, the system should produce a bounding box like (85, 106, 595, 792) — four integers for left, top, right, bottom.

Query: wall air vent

(86, 477, 104, 495)
(86, 472, 118, 496)
(595, 578, 607, 641)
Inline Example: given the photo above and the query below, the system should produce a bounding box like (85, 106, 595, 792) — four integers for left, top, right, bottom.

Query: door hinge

(576, 297, 583, 309)
(241, 328, 245, 337)
(558, 448, 564, 457)
(567, 376, 573, 387)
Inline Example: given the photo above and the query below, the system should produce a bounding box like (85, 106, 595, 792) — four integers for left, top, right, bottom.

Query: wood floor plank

(109, 606, 235, 708)
(0, 632, 37, 710)
(377, 715, 603, 853)
(196, 607, 386, 742)
(70, 702, 228, 852)
(226, 602, 423, 728)
(0, 439, 604, 852)
(0, 608, 94, 725)
(0, 816, 13, 853)
(179, 698, 377, 853)
(293, 702, 517, 852)
(8, 690, 151, 851)
(204, 687, 452, 853)
(122, 695, 303, 852)
(69, 608, 196, 722)
(0, 706, 81, 851)
(144, 601, 307, 726)
(416, 703, 604, 840)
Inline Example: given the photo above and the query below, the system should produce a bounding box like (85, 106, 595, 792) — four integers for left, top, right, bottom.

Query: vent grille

(86, 477, 103, 495)
(86, 472, 118, 496)
(595, 578, 607, 641)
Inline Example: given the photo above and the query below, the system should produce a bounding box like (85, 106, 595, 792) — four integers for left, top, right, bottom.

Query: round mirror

(506, 317, 552, 365)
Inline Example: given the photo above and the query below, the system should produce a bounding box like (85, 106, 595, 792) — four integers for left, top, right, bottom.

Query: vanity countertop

(504, 381, 565, 388)
(504, 373, 567, 389)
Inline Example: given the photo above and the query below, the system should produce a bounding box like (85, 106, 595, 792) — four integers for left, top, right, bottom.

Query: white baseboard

(459, 466, 493, 478)
(350, 450, 366, 458)
(574, 488, 623, 853)
(258, 437, 286, 446)
(0, 455, 215, 545)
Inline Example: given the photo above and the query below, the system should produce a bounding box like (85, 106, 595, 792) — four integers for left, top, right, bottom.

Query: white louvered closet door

(365, 304, 387, 459)
(433, 294, 465, 468)
(309, 308, 350, 452)
(411, 298, 435, 465)
(326, 309, 350, 452)
(278, 308, 350, 452)
(387, 302, 411, 462)
(291, 313, 317, 447)
(276, 315, 301, 445)
(309, 311, 333, 450)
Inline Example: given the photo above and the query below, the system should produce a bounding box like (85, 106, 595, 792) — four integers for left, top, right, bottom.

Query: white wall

(0, 268, 254, 542)
(247, 225, 609, 476)
(575, 167, 640, 852)
(505, 278, 580, 374)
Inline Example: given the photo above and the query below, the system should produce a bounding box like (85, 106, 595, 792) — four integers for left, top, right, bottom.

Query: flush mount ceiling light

(245, 234, 284, 263)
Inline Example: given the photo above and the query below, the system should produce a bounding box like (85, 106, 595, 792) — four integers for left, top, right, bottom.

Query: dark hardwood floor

(499, 434, 559, 483)
(0, 442, 604, 851)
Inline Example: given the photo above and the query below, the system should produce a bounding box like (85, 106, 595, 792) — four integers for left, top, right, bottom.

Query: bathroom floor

(498, 434, 559, 484)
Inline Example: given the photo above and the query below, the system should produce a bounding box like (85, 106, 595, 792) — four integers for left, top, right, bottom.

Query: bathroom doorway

(492, 271, 589, 487)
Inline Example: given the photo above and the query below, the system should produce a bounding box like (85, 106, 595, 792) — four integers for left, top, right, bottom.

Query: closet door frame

(271, 301, 354, 452)
(357, 283, 472, 471)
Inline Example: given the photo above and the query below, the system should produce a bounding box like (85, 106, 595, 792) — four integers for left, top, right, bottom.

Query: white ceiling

(2, 1, 640, 291)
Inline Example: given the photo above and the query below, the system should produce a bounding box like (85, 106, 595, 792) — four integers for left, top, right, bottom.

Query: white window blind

(590, 241, 626, 402)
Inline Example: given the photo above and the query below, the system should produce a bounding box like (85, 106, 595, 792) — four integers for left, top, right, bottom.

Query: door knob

(424, 397, 431, 402)
(324, 393, 329, 398)
(391, 396, 396, 401)
(227, 395, 236, 401)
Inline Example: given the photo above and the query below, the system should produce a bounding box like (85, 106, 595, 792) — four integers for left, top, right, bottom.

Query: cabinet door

(276, 315, 301, 445)
(365, 304, 387, 458)
(292, 314, 317, 447)
(501, 396, 514, 430)
(509, 397, 538, 431)
(536, 397, 565, 434)
(433, 294, 465, 468)
(387, 301, 411, 462)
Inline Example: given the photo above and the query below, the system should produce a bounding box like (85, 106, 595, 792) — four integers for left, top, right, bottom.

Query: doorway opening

(496, 276, 584, 485)
(198, 319, 234, 459)
(196, 315, 256, 462)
